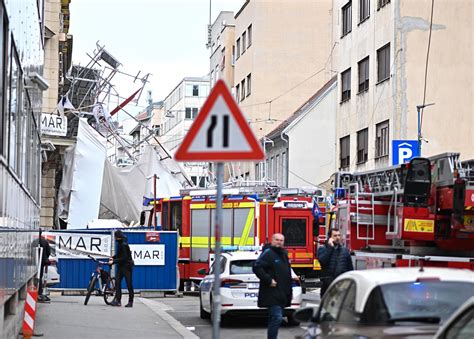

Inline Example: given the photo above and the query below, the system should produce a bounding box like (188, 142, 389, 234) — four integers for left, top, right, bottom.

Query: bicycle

(84, 255, 116, 306)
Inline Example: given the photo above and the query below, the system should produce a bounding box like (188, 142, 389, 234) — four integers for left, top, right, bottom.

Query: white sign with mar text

(129, 244, 165, 266)
(41, 114, 68, 136)
(44, 232, 112, 258)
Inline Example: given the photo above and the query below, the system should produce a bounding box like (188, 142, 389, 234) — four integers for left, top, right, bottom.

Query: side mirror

(293, 307, 316, 323)
(197, 268, 208, 275)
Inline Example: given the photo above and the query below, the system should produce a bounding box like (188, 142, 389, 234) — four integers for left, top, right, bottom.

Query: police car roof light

(221, 245, 262, 252)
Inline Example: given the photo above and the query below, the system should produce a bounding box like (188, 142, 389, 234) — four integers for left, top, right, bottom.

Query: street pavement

(33, 291, 320, 338)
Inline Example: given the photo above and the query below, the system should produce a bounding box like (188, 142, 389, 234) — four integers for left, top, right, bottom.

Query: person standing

(253, 233, 292, 339)
(317, 228, 353, 297)
(37, 229, 51, 302)
(109, 230, 134, 307)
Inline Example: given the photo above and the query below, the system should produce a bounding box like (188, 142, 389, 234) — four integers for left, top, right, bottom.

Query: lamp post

(416, 102, 435, 156)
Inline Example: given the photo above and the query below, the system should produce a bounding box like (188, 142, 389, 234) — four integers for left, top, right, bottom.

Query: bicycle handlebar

(88, 255, 112, 266)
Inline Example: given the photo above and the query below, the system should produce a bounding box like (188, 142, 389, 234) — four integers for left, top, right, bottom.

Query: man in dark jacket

(37, 229, 51, 302)
(317, 228, 353, 297)
(109, 230, 134, 307)
(253, 233, 292, 339)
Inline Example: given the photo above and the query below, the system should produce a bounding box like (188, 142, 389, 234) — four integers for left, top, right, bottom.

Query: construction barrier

(45, 229, 178, 291)
(22, 285, 38, 338)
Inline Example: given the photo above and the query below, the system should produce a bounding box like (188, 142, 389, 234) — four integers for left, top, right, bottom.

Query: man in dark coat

(253, 233, 292, 339)
(317, 228, 353, 297)
(109, 230, 134, 307)
(37, 229, 51, 302)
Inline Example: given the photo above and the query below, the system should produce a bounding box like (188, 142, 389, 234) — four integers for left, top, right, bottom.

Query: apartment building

(209, 11, 235, 88)
(332, 0, 474, 172)
(160, 77, 210, 186)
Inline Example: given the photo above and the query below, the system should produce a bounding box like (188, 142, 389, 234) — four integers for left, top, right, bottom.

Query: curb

(139, 297, 199, 339)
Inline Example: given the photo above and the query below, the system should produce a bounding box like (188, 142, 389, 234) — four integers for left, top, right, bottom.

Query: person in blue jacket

(317, 228, 353, 297)
(253, 234, 292, 339)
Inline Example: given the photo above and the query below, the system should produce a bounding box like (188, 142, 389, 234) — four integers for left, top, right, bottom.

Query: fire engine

(141, 184, 328, 287)
(332, 152, 474, 270)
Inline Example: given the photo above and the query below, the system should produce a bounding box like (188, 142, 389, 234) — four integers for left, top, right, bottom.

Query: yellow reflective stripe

(191, 202, 255, 209)
(291, 264, 313, 268)
(179, 236, 253, 248)
(239, 208, 255, 246)
(294, 252, 313, 259)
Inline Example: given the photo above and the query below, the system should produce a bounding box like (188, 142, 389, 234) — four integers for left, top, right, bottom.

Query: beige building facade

(332, 0, 474, 173)
(209, 11, 235, 88)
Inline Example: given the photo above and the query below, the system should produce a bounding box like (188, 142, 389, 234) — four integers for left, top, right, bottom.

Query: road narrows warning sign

(174, 80, 264, 162)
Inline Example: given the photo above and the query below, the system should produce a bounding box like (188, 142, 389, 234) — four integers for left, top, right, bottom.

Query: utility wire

(420, 0, 435, 130)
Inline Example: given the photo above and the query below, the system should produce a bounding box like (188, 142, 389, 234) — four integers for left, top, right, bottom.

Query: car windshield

(229, 260, 255, 275)
(365, 281, 474, 324)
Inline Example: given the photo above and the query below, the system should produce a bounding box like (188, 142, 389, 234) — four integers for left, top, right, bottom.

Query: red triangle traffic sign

(174, 80, 264, 162)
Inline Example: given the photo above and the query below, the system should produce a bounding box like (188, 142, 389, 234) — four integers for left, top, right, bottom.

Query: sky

(69, 0, 244, 112)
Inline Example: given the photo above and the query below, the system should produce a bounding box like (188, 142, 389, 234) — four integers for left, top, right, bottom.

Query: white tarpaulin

(100, 145, 183, 224)
(57, 119, 106, 229)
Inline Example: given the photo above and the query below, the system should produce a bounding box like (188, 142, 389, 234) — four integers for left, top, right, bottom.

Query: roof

(334, 267, 474, 313)
(265, 76, 337, 141)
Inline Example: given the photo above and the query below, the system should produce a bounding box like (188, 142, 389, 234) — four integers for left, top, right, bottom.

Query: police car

(199, 248, 303, 324)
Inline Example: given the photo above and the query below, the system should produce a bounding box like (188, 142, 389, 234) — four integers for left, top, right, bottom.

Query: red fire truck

(141, 184, 328, 287)
(332, 152, 474, 270)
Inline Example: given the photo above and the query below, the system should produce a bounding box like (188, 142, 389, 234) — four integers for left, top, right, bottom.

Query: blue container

(52, 229, 178, 291)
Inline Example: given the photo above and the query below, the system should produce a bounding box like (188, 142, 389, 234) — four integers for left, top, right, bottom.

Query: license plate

(248, 282, 259, 289)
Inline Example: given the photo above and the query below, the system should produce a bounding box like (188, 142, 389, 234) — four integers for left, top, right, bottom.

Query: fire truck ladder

(349, 183, 375, 241)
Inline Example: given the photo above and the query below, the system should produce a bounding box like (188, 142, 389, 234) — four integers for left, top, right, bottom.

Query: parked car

(199, 250, 302, 324)
(45, 255, 60, 287)
(294, 267, 474, 338)
(434, 296, 474, 339)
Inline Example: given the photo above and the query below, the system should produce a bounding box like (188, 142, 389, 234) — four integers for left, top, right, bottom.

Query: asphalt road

(158, 292, 321, 339)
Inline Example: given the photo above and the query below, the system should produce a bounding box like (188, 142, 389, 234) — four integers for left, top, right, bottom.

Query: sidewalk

(34, 293, 198, 339)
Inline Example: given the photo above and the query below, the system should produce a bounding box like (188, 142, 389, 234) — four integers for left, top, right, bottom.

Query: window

(359, 0, 370, 22)
(230, 260, 254, 275)
(276, 154, 280, 185)
(255, 163, 259, 180)
(185, 107, 198, 119)
(210, 256, 227, 275)
(377, 0, 390, 9)
(246, 73, 251, 96)
(358, 57, 369, 93)
(444, 308, 474, 339)
(242, 31, 247, 53)
(240, 79, 245, 101)
(341, 68, 351, 102)
(319, 279, 353, 322)
(232, 45, 235, 65)
(236, 38, 241, 59)
(338, 282, 358, 324)
(192, 85, 199, 96)
(247, 24, 252, 47)
(340, 135, 350, 169)
(375, 120, 389, 157)
(357, 128, 368, 164)
(377, 43, 390, 82)
(342, 1, 352, 36)
(221, 47, 226, 70)
(235, 84, 240, 103)
(281, 218, 307, 247)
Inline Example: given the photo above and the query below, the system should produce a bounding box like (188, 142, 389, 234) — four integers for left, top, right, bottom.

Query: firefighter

(317, 228, 353, 297)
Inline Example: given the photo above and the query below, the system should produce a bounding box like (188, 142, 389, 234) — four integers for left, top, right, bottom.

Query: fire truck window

(191, 209, 211, 262)
(282, 218, 307, 247)
(170, 201, 182, 233)
(162, 202, 169, 230)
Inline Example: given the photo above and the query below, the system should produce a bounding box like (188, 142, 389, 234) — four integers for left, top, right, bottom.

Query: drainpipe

(280, 130, 289, 187)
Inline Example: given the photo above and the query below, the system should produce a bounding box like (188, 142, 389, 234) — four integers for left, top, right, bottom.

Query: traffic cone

(22, 285, 38, 338)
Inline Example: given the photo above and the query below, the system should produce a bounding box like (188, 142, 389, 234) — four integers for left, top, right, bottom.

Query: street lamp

(416, 102, 435, 156)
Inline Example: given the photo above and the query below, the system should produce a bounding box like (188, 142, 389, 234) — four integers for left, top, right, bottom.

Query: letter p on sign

(392, 140, 419, 165)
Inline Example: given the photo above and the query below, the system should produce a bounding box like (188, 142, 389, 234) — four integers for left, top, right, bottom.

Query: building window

(232, 45, 235, 65)
(185, 107, 199, 119)
(357, 128, 368, 164)
(255, 163, 259, 181)
(377, 0, 390, 9)
(358, 57, 369, 93)
(242, 31, 247, 54)
(240, 79, 246, 101)
(236, 38, 241, 59)
(221, 47, 226, 70)
(246, 73, 251, 96)
(375, 120, 389, 158)
(247, 24, 252, 47)
(340, 136, 350, 169)
(342, 1, 352, 36)
(359, 0, 370, 23)
(192, 85, 199, 96)
(377, 43, 390, 82)
(341, 68, 351, 102)
(235, 84, 240, 103)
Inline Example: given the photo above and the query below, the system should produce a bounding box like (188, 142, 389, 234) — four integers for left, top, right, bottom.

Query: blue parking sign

(392, 140, 419, 165)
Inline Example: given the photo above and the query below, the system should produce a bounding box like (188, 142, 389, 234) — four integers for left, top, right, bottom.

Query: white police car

(199, 248, 303, 324)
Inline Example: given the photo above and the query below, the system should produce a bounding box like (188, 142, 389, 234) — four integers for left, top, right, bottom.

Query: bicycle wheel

(103, 276, 116, 305)
(84, 275, 97, 305)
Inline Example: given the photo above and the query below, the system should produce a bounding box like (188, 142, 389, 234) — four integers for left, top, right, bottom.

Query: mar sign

(174, 80, 264, 162)
(392, 140, 419, 165)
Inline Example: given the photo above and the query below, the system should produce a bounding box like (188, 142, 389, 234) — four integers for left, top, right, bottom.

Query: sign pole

(212, 162, 224, 339)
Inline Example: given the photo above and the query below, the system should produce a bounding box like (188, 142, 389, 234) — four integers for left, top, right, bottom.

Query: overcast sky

(69, 0, 244, 111)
